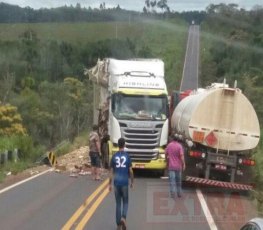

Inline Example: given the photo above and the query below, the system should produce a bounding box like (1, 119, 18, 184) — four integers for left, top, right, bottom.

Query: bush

(71, 131, 88, 149)
(252, 131, 263, 215)
(53, 140, 71, 157)
(53, 132, 88, 157)
(0, 135, 45, 161)
(1, 161, 32, 175)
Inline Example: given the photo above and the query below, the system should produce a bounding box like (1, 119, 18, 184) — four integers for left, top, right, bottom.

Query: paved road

(180, 25, 200, 91)
(0, 171, 99, 230)
(0, 170, 212, 230)
(0, 170, 254, 229)
(86, 176, 211, 230)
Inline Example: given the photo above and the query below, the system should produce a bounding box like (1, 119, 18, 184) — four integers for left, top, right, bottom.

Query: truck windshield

(112, 94, 168, 120)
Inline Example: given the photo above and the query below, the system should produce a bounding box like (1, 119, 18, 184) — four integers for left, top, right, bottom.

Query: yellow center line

(62, 179, 109, 230)
(76, 188, 110, 230)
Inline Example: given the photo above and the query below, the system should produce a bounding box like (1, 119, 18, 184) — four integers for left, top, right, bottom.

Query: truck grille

(121, 124, 162, 163)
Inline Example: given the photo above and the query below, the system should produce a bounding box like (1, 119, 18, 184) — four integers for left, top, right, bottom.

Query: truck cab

(87, 58, 169, 174)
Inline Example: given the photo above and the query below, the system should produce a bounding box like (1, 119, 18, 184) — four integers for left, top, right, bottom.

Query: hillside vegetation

(0, 3, 262, 192)
(0, 14, 188, 160)
(200, 4, 263, 124)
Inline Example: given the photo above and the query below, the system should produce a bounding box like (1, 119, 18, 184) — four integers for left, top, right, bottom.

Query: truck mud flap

(185, 176, 253, 191)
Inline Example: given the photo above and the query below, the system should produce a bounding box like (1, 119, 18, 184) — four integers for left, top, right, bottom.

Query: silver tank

(171, 83, 260, 151)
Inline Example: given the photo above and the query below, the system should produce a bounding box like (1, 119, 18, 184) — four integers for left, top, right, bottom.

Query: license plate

(134, 164, 145, 169)
(215, 164, 227, 170)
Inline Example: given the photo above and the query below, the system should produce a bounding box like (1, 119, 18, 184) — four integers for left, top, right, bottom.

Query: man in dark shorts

(89, 124, 101, 180)
(109, 138, 134, 230)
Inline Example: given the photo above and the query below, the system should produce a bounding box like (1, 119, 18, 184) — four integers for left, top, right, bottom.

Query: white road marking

(160, 176, 169, 179)
(0, 169, 52, 194)
(196, 188, 218, 230)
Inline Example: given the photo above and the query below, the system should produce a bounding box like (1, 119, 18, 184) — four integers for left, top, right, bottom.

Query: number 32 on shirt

(115, 156, 126, 168)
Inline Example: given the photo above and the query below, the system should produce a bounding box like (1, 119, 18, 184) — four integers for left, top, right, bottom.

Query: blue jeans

(169, 170, 182, 196)
(114, 185, 129, 225)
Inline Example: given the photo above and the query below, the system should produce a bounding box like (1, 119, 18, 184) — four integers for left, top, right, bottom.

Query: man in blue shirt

(109, 138, 134, 230)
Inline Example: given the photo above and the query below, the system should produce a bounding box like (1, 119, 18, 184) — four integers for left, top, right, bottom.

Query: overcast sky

(1, 0, 262, 12)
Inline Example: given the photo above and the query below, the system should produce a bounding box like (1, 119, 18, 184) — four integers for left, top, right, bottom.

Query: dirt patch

(0, 146, 95, 190)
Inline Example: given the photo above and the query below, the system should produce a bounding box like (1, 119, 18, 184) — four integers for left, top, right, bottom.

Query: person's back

(111, 151, 131, 186)
(166, 140, 183, 170)
(109, 138, 134, 230)
(165, 136, 185, 199)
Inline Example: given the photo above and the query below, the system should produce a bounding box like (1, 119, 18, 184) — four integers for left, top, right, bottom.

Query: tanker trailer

(171, 83, 260, 190)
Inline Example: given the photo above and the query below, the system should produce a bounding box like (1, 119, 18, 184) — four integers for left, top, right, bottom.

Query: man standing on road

(165, 134, 185, 199)
(109, 138, 134, 230)
(89, 124, 101, 180)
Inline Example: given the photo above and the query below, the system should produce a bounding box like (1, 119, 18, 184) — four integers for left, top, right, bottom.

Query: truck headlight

(159, 153, 166, 159)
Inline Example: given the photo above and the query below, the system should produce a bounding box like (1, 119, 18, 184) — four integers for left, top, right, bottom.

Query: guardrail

(0, 149, 19, 164)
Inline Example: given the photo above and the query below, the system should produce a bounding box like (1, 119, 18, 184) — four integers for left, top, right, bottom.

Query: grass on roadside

(0, 160, 33, 183)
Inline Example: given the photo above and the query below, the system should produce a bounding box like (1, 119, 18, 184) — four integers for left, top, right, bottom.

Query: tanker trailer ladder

(222, 87, 238, 183)
(225, 87, 238, 156)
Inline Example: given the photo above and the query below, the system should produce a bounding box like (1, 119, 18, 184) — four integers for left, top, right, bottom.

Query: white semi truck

(170, 82, 260, 189)
(87, 58, 169, 173)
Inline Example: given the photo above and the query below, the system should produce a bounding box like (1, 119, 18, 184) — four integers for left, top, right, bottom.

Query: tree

(63, 77, 90, 139)
(143, 6, 147, 14)
(99, 2, 106, 10)
(242, 75, 263, 125)
(0, 102, 27, 136)
(19, 29, 40, 74)
(157, 0, 168, 13)
(145, 0, 150, 9)
(0, 70, 15, 104)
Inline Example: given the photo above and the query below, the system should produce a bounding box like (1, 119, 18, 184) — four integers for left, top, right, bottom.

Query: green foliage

(0, 9, 188, 172)
(0, 18, 187, 148)
(53, 132, 88, 157)
(71, 131, 89, 149)
(1, 161, 32, 175)
(53, 140, 71, 157)
(252, 131, 263, 215)
(0, 103, 27, 136)
(0, 171, 5, 182)
(254, 149, 263, 190)
(0, 135, 40, 159)
(0, 2, 142, 23)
